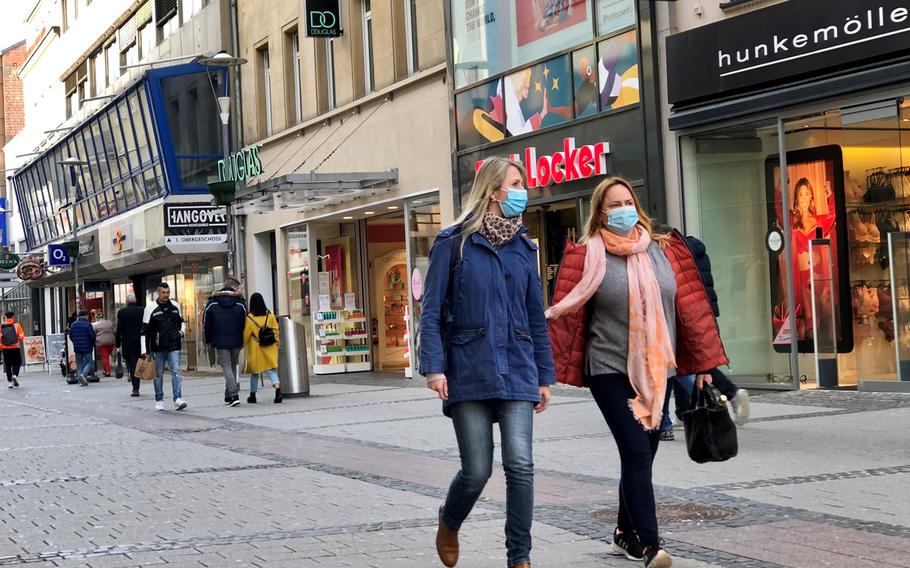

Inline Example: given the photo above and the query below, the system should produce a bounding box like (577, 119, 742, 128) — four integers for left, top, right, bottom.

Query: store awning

(232, 170, 399, 215)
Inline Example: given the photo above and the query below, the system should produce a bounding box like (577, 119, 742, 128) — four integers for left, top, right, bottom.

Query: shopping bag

(135, 354, 157, 381)
(681, 386, 738, 464)
(115, 350, 124, 379)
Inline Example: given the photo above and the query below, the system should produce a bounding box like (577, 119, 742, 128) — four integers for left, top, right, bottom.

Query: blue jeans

(250, 369, 279, 393)
(152, 351, 183, 402)
(443, 400, 535, 566)
(75, 352, 94, 378)
(661, 375, 696, 432)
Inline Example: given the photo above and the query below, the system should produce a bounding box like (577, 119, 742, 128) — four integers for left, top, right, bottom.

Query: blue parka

(418, 225, 555, 416)
(69, 317, 96, 355)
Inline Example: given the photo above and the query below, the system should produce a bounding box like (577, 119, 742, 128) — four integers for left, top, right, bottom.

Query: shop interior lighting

(343, 216, 353, 220)
(365, 211, 375, 215)
(387, 206, 398, 210)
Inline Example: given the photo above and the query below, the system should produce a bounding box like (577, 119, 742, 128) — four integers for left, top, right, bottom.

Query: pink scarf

(546, 227, 676, 430)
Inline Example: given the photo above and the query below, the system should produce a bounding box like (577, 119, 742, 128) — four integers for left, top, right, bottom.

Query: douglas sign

(475, 138, 611, 189)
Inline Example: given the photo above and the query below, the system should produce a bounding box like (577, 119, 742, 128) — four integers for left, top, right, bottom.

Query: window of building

(156, 0, 179, 41)
(286, 30, 302, 125)
(362, 0, 374, 93)
(89, 51, 104, 97)
(327, 38, 336, 110)
(139, 23, 155, 60)
(181, 0, 204, 23)
(120, 42, 139, 70)
(259, 46, 273, 137)
(105, 41, 119, 85)
(404, 0, 419, 74)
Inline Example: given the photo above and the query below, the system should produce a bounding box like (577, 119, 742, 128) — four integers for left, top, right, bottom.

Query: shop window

(504, 54, 573, 137)
(596, 0, 635, 37)
(451, 0, 593, 89)
(454, 79, 504, 150)
(681, 120, 793, 385)
(597, 29, 639, 112)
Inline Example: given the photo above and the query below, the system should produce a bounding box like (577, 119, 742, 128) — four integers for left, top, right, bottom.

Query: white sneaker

(155, 401, 165, 411)
(174, 398, 187, 411)
(732, 389, 750, 426)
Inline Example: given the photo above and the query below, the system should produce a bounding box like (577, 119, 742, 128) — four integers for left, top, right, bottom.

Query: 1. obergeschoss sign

(667, 0, 910, 105)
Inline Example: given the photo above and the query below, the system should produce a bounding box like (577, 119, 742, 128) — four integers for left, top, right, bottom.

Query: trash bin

(277, 315, 310, 397)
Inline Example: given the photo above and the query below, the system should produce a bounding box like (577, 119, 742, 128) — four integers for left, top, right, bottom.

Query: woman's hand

(535, 386, 552, 414)
(695, 373, 713, 391)
(426, 373, 448, 400)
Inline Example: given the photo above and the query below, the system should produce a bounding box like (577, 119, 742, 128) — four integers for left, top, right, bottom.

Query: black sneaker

(659, 430, 674, 441)
(229, 397, 241, 407)
(643, 547, 672, 568)
(247, 393, 257, 404)
(611, 529, 643, 561)
(12, 376, 19, 387)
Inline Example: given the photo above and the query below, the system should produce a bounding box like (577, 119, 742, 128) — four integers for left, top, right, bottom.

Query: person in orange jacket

(1, 311, 26, 388)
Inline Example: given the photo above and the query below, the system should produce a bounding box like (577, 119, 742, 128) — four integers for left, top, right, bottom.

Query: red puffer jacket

(548, 230, 728, 387)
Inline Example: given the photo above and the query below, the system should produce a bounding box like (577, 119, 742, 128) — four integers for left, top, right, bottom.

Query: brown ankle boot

(436, 505, 459, 567)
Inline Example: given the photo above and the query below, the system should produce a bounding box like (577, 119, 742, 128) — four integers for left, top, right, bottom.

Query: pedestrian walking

(204, 279, 247, 407)
(69, 310, 96, 387)
(92, 312, 116, 377)
(419, 157, 555, 568)
(2, 311, 25, 388)
(546, 177, 728, 568)
(243, 293, 282, 404)
(142, 282, 188, 411)
(116, 294, 145, 397)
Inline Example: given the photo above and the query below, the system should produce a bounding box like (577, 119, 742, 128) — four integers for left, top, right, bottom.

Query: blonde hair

(581, 176, 668, 245)
(451, 156, 526, 252)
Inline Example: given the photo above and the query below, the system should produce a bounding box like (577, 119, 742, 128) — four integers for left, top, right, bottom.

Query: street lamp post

(59, 157, 88, 313)
(195, 51, 247, 277)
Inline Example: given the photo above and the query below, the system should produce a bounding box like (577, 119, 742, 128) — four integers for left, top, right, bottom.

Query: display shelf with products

(313, 309, 371, 373)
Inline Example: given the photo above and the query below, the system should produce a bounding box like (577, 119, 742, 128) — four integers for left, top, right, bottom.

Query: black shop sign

(305, 0, 342, 37)
(667, 0, 910, 106)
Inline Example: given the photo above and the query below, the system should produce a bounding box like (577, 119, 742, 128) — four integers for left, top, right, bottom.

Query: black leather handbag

(681, 386, 738, 463)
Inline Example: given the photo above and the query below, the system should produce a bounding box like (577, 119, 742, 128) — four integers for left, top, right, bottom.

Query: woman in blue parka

(419, 156, 555, 568)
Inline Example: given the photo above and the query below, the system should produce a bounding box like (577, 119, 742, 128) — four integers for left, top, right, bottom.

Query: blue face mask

(605, 205, 639, 234)
(495, 188, 528, 218)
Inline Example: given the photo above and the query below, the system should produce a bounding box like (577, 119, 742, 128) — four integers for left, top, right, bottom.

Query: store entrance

(366, 215, 409, 371)
(525, 200, 583, 307)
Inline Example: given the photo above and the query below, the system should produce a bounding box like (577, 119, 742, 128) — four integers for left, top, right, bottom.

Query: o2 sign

(306, 0, 342, 37)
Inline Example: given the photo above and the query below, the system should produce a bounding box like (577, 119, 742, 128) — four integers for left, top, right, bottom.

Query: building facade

(661, 0, 910, 392)
(6, 0, 239, 369)
(232, 0, 449, 377)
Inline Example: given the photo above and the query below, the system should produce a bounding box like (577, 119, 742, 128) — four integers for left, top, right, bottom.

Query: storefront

(450, 0, 664, 306)
(666, 0, 910, 392)
(9, 63, 232, 370)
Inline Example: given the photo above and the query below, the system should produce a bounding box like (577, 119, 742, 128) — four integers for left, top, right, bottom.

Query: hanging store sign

(217, 145, 263, 182)
(15, 256, 44, 281)
(0, 252, 20, 271)
(164, 234, 228, 254)
(110, 225, 134, 254)
(667, 0, 910, 105)
(164, 204, 228, 232)
(474, 137, 611, 189)
(305, 0, 342, 37)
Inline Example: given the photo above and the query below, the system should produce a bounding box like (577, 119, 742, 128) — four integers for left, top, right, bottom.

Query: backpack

(249, 312, 277, 347)
(1, 323, 18, 346)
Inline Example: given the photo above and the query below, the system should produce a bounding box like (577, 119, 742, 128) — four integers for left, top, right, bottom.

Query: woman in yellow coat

(244, 293, 283, 403)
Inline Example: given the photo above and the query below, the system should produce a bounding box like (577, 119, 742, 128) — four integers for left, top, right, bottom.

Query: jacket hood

(216, 294, 241, 308)
(685, 235, 707, 258)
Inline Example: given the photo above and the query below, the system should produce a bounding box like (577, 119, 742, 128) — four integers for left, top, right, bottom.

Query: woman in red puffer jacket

(546, 176, 727, 568)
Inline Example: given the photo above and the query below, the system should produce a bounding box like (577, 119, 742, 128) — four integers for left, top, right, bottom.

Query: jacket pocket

(448, 328, 489, 381)
(514, 329, 532, 342)
(450, 328, 486, 344)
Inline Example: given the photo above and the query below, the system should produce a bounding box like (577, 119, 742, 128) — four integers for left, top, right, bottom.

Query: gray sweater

(585, 242, 678, 377)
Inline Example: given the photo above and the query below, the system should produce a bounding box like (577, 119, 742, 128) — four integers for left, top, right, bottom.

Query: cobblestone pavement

(1, 370, 908, 567)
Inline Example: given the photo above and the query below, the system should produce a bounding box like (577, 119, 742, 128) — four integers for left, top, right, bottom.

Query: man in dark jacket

(68, 310, 95, 386)
(204, 279, 247, 407)
(116, 293, 145, 397)
(142, 282, 187, 411)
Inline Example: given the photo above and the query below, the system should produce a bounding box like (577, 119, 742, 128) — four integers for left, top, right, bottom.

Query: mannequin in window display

(790, 177, 836, 338)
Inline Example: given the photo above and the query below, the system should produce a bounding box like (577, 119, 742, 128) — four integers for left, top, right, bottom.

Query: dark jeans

(710, 368, 738, 399)
(3, 348, 22, 381)
(661, 375, 695, 431)
(443, 399, 535, 566)
(590, 374, 661, 548)
(123, 351, 140, 391)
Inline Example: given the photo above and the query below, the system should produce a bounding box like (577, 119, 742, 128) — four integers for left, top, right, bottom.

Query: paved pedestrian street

(1, 371, 908, 568)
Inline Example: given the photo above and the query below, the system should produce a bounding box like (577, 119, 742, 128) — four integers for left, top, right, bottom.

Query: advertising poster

(455, 80, 505, 150)
(572, 45, 599, 118)
(766, 146, 852, 353)
(515, 0, 588, 47)
(504, 54, 573, 136)
(23, 336, 47, 365)
(598, 30, 640, 111)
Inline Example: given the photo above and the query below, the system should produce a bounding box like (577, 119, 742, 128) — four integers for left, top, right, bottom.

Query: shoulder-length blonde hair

(450, 156, 527, 249)
(581, 176, 668, 245)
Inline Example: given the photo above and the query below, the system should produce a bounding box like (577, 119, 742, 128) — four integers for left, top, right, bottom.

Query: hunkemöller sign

(475, 137, 610, 189)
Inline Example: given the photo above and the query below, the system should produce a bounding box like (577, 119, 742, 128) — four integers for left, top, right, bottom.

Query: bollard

(277, 316, 310, 397)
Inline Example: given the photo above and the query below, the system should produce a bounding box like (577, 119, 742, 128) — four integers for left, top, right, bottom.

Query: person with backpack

(243, 293, 282, 403)
(419, 157, 554, 568)
(69, 310, 96, 387)
(204, 279, 247, 407)
(2, 312, 25, 388)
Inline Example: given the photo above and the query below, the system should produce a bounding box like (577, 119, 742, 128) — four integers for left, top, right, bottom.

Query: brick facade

(1, 41, 27, 200)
